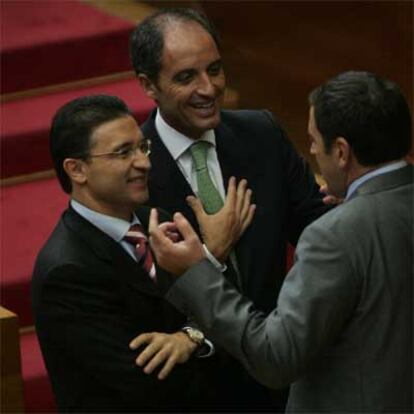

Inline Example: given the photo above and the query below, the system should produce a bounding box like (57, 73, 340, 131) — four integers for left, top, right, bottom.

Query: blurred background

(88, 0, 413, 170)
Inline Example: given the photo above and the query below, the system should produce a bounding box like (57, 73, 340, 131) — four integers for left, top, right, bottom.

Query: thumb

(173, 212, 200, 242)
(186, 195, 206, 218)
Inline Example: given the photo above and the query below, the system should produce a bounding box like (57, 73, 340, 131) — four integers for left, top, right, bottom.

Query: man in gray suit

(135, 71, 413, 412)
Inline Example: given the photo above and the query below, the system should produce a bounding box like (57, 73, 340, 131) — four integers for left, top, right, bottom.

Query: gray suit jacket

(167, 164, 413, 412)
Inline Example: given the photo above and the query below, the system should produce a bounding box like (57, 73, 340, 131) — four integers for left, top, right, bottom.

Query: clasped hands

(129, 177, 255, 380)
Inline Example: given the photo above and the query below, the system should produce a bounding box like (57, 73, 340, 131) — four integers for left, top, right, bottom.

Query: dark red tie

(124, 224, 157, 281)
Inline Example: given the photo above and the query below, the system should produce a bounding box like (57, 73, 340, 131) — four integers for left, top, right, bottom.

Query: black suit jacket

(32, 205, 202, 412)
(143, 109, 328, 312)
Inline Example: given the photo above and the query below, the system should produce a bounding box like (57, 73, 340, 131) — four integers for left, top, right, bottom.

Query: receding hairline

(153, 13, 218, 47)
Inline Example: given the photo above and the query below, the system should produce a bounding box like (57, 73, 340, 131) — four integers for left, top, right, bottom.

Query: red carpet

(1, 78, 155, 178)
(21, 330, 56, 412)
(1, 178, 68, 326)
(1, 0, 135, 93)
(0, 2, 154, 411)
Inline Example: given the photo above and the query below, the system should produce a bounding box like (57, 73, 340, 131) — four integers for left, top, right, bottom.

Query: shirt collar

(70, 199, 141, 242)
(155, 109, 216, 160)
(345, 159, 408, 200)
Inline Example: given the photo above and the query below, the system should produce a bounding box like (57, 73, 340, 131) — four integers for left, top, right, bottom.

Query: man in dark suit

(145, 71, 413, 412)
(32, 95, 253, 412)
(129, 8, 328, 410)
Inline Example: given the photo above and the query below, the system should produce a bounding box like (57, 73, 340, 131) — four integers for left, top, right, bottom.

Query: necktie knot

(124, 224, 147, 246)
(124, 224, 156, 281)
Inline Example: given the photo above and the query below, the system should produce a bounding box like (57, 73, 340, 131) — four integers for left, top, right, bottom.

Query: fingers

(158, 222, 181, 242)
(186, 195, 206, 220)
(241, 204, 256, 234)
(130, 332, 172, 376)
(157, 356, 178, 380)
(148, 208, 159, 235)
(319, 185, 328, 195)
(235, 179, 247, 213)
(173, 212, 199, 242)
(149, 209, 172, 254)
(224, 176, 237, 207)
(239, 185, 251, 220)
(129, 332, 153, 350)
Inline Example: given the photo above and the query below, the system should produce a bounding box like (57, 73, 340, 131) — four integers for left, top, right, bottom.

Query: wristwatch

(181, 327, 205, 346)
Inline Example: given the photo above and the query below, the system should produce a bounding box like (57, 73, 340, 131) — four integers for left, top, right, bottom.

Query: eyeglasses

(88, 139, 151, 160)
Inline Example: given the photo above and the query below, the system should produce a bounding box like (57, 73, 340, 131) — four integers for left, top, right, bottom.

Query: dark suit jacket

(143, 109, 327, 312)
(142, 109, 328, 410)
(31, 205, 202, 412)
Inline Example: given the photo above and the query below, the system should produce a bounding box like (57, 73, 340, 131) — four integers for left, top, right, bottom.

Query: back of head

(50, 95, 131, 194)
(129, 7, 220, 82)
(309, 71, 412, 166)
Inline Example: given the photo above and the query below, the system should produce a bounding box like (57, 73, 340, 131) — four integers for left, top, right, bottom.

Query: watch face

(186, 328, 204, 344)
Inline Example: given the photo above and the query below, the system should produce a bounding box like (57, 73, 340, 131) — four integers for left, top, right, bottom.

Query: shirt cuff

(202, 244, 227, 273)
(197, 338, 215, 358)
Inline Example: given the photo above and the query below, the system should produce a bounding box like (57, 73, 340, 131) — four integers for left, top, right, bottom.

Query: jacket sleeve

(166, 221, 360, 389)
(35, 262, 194, 409)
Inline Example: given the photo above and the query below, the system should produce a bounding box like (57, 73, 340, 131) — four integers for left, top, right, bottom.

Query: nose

(197, 73, 215, 97)
(132, 149, 151, 170)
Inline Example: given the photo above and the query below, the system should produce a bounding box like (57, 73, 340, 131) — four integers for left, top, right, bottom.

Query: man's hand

(319, 184, 344, 205)
(149, 208, 206, 276)
(187, 177, 256, 262)
(129, 331, 197, 380)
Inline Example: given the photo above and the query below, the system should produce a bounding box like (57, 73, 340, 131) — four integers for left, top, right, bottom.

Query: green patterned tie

(190, 141, 224, 214)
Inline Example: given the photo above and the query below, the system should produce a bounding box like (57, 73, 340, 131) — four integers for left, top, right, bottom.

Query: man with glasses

(31, 94, 253, 411)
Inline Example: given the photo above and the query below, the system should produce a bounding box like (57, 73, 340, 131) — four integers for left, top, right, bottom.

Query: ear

(63, 158, 88, 186)
(138, 74, 158, 101)
(335, 137, 351, 169)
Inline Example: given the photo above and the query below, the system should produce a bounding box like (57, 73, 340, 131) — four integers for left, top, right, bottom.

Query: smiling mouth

(127, 176, 147, 185)
(190, 101, 217, 116)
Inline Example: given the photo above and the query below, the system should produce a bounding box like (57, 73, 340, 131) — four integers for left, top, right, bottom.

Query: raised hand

(149, 208, 205, 276)
(186, 176, 256, 262)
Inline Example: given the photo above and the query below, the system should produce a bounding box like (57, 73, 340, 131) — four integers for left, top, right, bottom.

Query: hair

(50, 95, 132, 194)
(308, 71, 411, 166)
(130, 7, 220, 81)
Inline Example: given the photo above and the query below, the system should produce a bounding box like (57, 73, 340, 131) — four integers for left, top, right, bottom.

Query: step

(1, 77, 156, 178)
(1, 0, 135, 94)
(20, 329, 56, 412)
(1, 177, 68, 326)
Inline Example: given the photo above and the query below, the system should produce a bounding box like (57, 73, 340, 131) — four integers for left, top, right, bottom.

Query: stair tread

(1, 78, 155, 178)
(1, 0, 135, 93)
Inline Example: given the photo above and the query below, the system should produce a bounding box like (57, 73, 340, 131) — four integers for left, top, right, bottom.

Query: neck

(158, 110, 204, 140)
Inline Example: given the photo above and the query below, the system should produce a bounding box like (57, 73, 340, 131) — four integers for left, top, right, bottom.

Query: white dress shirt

(155, 110, 235, 275)
(155, 110, 226, 199)
(71, 199, 141, 261)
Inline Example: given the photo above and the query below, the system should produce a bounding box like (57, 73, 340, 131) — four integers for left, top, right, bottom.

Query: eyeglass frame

(82, 139, 152, 160)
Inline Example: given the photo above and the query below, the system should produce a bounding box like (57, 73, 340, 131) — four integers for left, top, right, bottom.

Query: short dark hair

(309, 71, 411, 166)
(50, 95, 132, 193)
(130, 7, 220, 81)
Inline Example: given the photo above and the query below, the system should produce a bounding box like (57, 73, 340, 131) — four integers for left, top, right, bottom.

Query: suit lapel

(64, 207, 161, 298)
(143, 112, 200, 231)
(215, 120, 252, 186)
